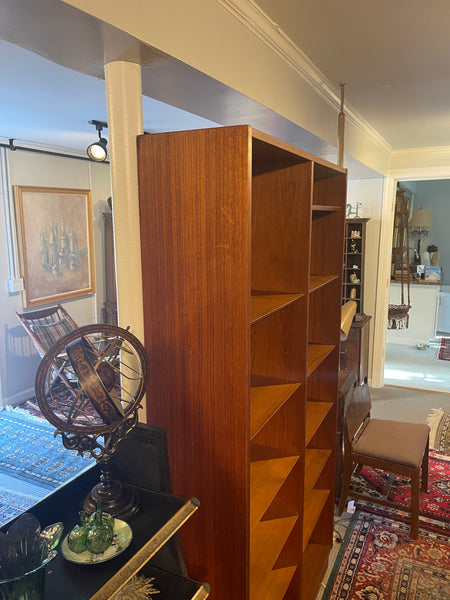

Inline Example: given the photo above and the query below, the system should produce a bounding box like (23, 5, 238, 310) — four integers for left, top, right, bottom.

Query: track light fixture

(87, 120, 108, 162)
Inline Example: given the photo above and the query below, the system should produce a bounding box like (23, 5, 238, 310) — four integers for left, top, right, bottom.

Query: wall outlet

(8, 278, 24, 293)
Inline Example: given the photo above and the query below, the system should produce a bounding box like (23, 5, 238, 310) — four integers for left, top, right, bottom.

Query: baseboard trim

(2, 387, 35, 409)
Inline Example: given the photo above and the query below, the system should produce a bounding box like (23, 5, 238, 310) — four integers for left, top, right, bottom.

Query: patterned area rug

(0, 487, 41, 527)
(0, 409, 92, 490)
(428, 409, 450, 453)
(323, 509, 450, 600)
(351, 451, 450, 534)
(438, 337, 450, 361)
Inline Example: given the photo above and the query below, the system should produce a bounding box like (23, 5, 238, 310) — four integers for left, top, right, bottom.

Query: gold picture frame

(14, 186, 95, 307)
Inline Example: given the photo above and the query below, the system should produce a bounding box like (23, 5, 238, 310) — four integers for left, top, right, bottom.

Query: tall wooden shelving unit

(138, 126, 346, 600)
(342, 218, 369, 313)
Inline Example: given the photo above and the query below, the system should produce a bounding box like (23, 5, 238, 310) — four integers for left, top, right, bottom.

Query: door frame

(371, 164, 450, 387)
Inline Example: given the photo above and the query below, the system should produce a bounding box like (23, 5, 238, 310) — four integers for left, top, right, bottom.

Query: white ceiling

(1, 0, 449, 160)
(257, 0, 450, 150)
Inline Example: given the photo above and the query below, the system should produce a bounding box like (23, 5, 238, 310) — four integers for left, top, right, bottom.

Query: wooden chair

(15, 304, 79, 357)
(337, 384, 429, 539)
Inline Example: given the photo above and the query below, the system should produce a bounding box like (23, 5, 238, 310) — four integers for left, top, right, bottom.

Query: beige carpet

(369, 384, 450, 424)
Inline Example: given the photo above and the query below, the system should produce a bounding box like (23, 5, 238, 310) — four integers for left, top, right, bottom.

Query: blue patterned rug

(0, 487, 41, 527)
(0, 409, 93, 490)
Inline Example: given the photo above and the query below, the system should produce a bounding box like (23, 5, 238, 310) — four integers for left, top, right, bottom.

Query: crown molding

(391, 145, 450, 159)
(389, 145, 450, 175)
(217, 0, 392, 154)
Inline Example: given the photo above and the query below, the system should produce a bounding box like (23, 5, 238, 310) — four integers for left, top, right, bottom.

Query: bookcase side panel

(138, 127, 251, 597)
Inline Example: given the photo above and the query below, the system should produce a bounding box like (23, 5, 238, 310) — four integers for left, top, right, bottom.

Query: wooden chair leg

(421, 444, 429, 492)
(337, 455, 353, 516)
(354, 463, 363, 476)
(410, 470, 420, 540)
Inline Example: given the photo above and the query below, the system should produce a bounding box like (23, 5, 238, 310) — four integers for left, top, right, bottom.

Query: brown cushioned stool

(337, 384, 429, 539)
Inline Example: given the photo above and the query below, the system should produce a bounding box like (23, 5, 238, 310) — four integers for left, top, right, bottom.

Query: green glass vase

(67, 511, 89, 554)
(87, 501, 115, 532)
(85, 509, 114, 554)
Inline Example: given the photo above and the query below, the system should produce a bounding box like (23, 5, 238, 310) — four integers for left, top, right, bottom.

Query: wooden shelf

(304, 449, 331, 495)
(253, 566, 297, 600)
(309, 274, 339, 292)
(251, 293, 304, 324)
(343, 218, 369, 313)
(307, 344, 335, 376)
(250, 456, 299, 532)
(303, 489, 330, 551)
(250, 516, 298, 597)
(301, 544, 330, 600)
(305, 401, 333, 445)
(312, 204, 340, 213)
(250, 381, 300, 438)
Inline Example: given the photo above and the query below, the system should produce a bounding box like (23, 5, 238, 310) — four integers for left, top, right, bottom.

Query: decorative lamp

(409, 208, 432, 254)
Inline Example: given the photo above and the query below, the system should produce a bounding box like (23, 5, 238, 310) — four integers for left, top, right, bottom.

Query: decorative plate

(61, 519, 133, 564)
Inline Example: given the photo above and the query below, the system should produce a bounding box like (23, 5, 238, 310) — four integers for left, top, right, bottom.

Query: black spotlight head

(87, 120, 108, 162)
(87, 137, 108, 162)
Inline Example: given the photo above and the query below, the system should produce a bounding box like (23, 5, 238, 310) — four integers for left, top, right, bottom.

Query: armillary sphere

(35, 324, 149, 519)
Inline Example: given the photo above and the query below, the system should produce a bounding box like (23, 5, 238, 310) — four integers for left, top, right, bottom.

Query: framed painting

(14, 186, 95, 307)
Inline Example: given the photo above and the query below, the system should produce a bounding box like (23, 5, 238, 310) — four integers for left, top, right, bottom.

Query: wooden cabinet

(340, 314, 371, 384)
(138, 126, 346, 600)
(342, 218, 369, 314)
(335, 370, 357, 500)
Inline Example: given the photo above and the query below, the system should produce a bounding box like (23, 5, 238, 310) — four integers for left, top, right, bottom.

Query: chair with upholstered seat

(337, 384, 429, 539)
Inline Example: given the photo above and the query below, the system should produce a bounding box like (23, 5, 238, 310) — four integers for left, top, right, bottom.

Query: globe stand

(83, 455, 140, 520)
(34, 324, 149, 523)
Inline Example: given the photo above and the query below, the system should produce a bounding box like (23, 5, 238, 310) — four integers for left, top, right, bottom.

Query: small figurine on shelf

(346, 202, 362, 218)
(350, 240, 358, 253)
(350, 287, 357, 299)
(350, 230, 361, 239)
(349, 272, 360, 283)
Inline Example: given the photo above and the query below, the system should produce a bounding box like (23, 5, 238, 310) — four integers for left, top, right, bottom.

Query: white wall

(0, 148, 111, 407)
(387, 283, 440, 345)
(347, 176, 385, 383)
(410, 179, 450, 286)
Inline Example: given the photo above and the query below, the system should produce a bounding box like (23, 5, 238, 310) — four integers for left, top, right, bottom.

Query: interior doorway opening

(383, 177, 450, 393)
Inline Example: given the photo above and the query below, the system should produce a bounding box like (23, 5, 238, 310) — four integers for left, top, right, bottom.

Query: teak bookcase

(138, 125, 346, 600)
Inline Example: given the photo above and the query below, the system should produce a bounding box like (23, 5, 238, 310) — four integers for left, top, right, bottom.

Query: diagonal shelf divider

(250, 455, 299, 533)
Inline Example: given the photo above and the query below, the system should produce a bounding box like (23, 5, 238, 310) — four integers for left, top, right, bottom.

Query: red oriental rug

(322, 510, 450, 600)
(349, 451, 450, 534)
(438, 336, 450, 361)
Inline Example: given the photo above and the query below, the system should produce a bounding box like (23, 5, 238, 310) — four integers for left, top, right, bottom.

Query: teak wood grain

(138, 125, 346, 600)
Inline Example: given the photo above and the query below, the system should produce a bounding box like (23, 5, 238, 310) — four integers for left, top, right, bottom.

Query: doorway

(373, 172, 450, 392)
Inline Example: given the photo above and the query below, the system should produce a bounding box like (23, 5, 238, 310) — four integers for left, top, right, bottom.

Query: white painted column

(104, 60, 146, 420)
